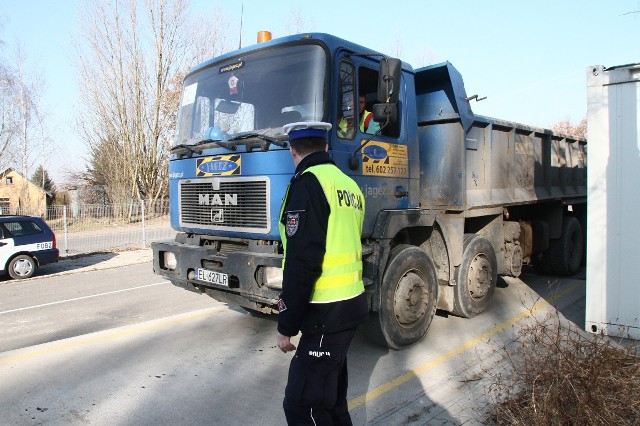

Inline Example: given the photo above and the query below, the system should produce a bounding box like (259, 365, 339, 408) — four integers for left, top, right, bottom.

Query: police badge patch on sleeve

(278, 298, 287, 312)
(285, 211, 301, 237)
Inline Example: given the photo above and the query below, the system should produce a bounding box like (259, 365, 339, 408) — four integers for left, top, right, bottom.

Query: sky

(1, 0, 639, 186)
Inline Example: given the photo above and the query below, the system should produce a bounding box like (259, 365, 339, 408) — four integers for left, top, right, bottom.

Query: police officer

(276, 121, 368, 425)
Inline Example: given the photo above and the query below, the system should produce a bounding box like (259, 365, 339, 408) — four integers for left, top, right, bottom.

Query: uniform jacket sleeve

(277, 172, 330, 337)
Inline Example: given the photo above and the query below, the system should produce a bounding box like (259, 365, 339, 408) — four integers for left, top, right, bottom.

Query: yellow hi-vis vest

(280, 164, 365, 303)
(337, 110, 373, 136)
(360, 110, 373, 132)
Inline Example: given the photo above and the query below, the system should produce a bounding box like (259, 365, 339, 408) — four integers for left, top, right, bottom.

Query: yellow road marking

(348, 280, 585, 410)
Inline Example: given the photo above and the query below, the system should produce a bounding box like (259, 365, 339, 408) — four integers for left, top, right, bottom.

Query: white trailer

(586, 63, 640, 340)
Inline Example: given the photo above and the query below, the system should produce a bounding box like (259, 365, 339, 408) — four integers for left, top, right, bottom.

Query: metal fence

(6, 200, 176, 257)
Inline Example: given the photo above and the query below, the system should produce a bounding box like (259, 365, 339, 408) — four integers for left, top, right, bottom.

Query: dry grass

(489, 316, 640, 425)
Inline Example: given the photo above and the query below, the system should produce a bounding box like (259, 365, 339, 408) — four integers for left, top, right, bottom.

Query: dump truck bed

(415, 62, 586, 211)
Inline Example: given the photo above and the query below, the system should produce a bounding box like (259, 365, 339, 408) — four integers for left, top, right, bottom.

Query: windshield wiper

(194, 139, 237, 151)
(171, 131, 288, 156)
(226, 131, 289, 151)
(170, 143, 203, 155)
(170, 139, 237, 156)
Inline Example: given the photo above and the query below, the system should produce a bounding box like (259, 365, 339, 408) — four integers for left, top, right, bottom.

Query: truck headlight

(261, 266, 283, 290)
(163, 251, 177, 270)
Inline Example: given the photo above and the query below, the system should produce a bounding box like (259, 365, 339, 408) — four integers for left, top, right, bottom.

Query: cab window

(337, 62, 400, 140)
(358, 66, 399, 138)
(337, 61, 356, 140)
(357, 67, 380, 136)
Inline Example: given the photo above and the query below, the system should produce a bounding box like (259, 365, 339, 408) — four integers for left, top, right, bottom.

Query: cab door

(330, 55, 409, 237)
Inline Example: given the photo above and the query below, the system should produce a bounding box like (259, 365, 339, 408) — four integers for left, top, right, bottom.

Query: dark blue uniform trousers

(283, 328, 357, 425)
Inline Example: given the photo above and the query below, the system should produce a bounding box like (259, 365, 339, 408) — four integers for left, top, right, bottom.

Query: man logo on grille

(199, 193, 238, 206)
(211, 209, 224, 223)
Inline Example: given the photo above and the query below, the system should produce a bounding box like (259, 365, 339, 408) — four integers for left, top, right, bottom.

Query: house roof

(0, 168, 48, 196)
(0, 167, 15, 177)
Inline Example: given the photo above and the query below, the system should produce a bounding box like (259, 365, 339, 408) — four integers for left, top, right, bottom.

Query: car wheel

(8, 255, 37, 279)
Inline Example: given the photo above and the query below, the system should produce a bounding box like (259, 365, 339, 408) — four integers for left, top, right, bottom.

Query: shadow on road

(36, 252, 120, 276)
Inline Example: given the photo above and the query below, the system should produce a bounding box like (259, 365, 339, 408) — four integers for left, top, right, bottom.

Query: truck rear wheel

(368, 244, 438, 350)
(452, 235, 497, 318)
(548, 216, 583, 275)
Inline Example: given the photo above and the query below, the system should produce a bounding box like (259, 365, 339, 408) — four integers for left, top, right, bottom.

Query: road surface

(0, 251, 587, 425)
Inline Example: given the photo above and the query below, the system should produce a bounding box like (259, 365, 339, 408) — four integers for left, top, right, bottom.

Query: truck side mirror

(373, 103, 397, 124)
(377, 58, 401, 103)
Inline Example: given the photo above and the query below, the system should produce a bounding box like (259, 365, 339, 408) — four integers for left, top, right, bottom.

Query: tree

(76, 0, 235, 205)
(15, 47, 49, 208)
(0, 62, 20, 166)
(76, 0, 183, 204)
(623, 2, 640, 15)
(1, 43, 50, 211)
(387, 32, 404, 59)
(414, 47, 437, 68)
(282, 7, 315, 36)
(0, 18, 21, 169)
(189, 4, 236, 62)
(552, 118, 587, 140)
(30, 165, 56, 193)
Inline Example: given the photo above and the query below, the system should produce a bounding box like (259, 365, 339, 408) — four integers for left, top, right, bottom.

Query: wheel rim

(467, 254, 492, 301)
(393, 271, 428, 327)
(13, 259, 34, 277)
(507, 244, 523, 277)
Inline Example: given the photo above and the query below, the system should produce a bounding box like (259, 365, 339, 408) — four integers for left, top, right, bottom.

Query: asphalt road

(0, 263, 216, 353)
(0, 253, 589, 425)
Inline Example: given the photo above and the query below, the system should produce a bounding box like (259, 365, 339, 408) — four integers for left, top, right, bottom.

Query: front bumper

(151, 238, 282, 314)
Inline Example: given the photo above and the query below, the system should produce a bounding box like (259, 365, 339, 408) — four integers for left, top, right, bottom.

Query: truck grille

(179, 177, 270, 233)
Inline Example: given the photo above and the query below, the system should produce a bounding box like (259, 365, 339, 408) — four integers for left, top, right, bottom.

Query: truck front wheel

(369, 244, 438, 350)
(452, 235, 497, 318)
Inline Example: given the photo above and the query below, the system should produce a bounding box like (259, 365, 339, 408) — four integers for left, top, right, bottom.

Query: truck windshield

(174, 44, 327, 150)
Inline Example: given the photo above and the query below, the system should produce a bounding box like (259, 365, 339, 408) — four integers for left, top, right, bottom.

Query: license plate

(195, 268, 229, 286)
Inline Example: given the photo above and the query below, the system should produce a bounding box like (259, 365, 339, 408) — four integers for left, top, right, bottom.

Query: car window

(3, 220, 44, 237)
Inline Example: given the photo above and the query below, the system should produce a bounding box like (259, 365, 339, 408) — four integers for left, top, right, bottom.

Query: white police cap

(283, 121, 332, 142)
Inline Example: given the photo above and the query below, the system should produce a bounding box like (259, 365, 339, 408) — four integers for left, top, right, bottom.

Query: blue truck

(152, 33, 587, 349)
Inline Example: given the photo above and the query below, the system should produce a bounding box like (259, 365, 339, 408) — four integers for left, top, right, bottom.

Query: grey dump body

(415, 62, 586, 212)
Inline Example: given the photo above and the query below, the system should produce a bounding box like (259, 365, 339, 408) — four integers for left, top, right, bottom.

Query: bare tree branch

(75, 0, 236, 205)
(282, 7, 315, 36)
(551, 118, 587, 140)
